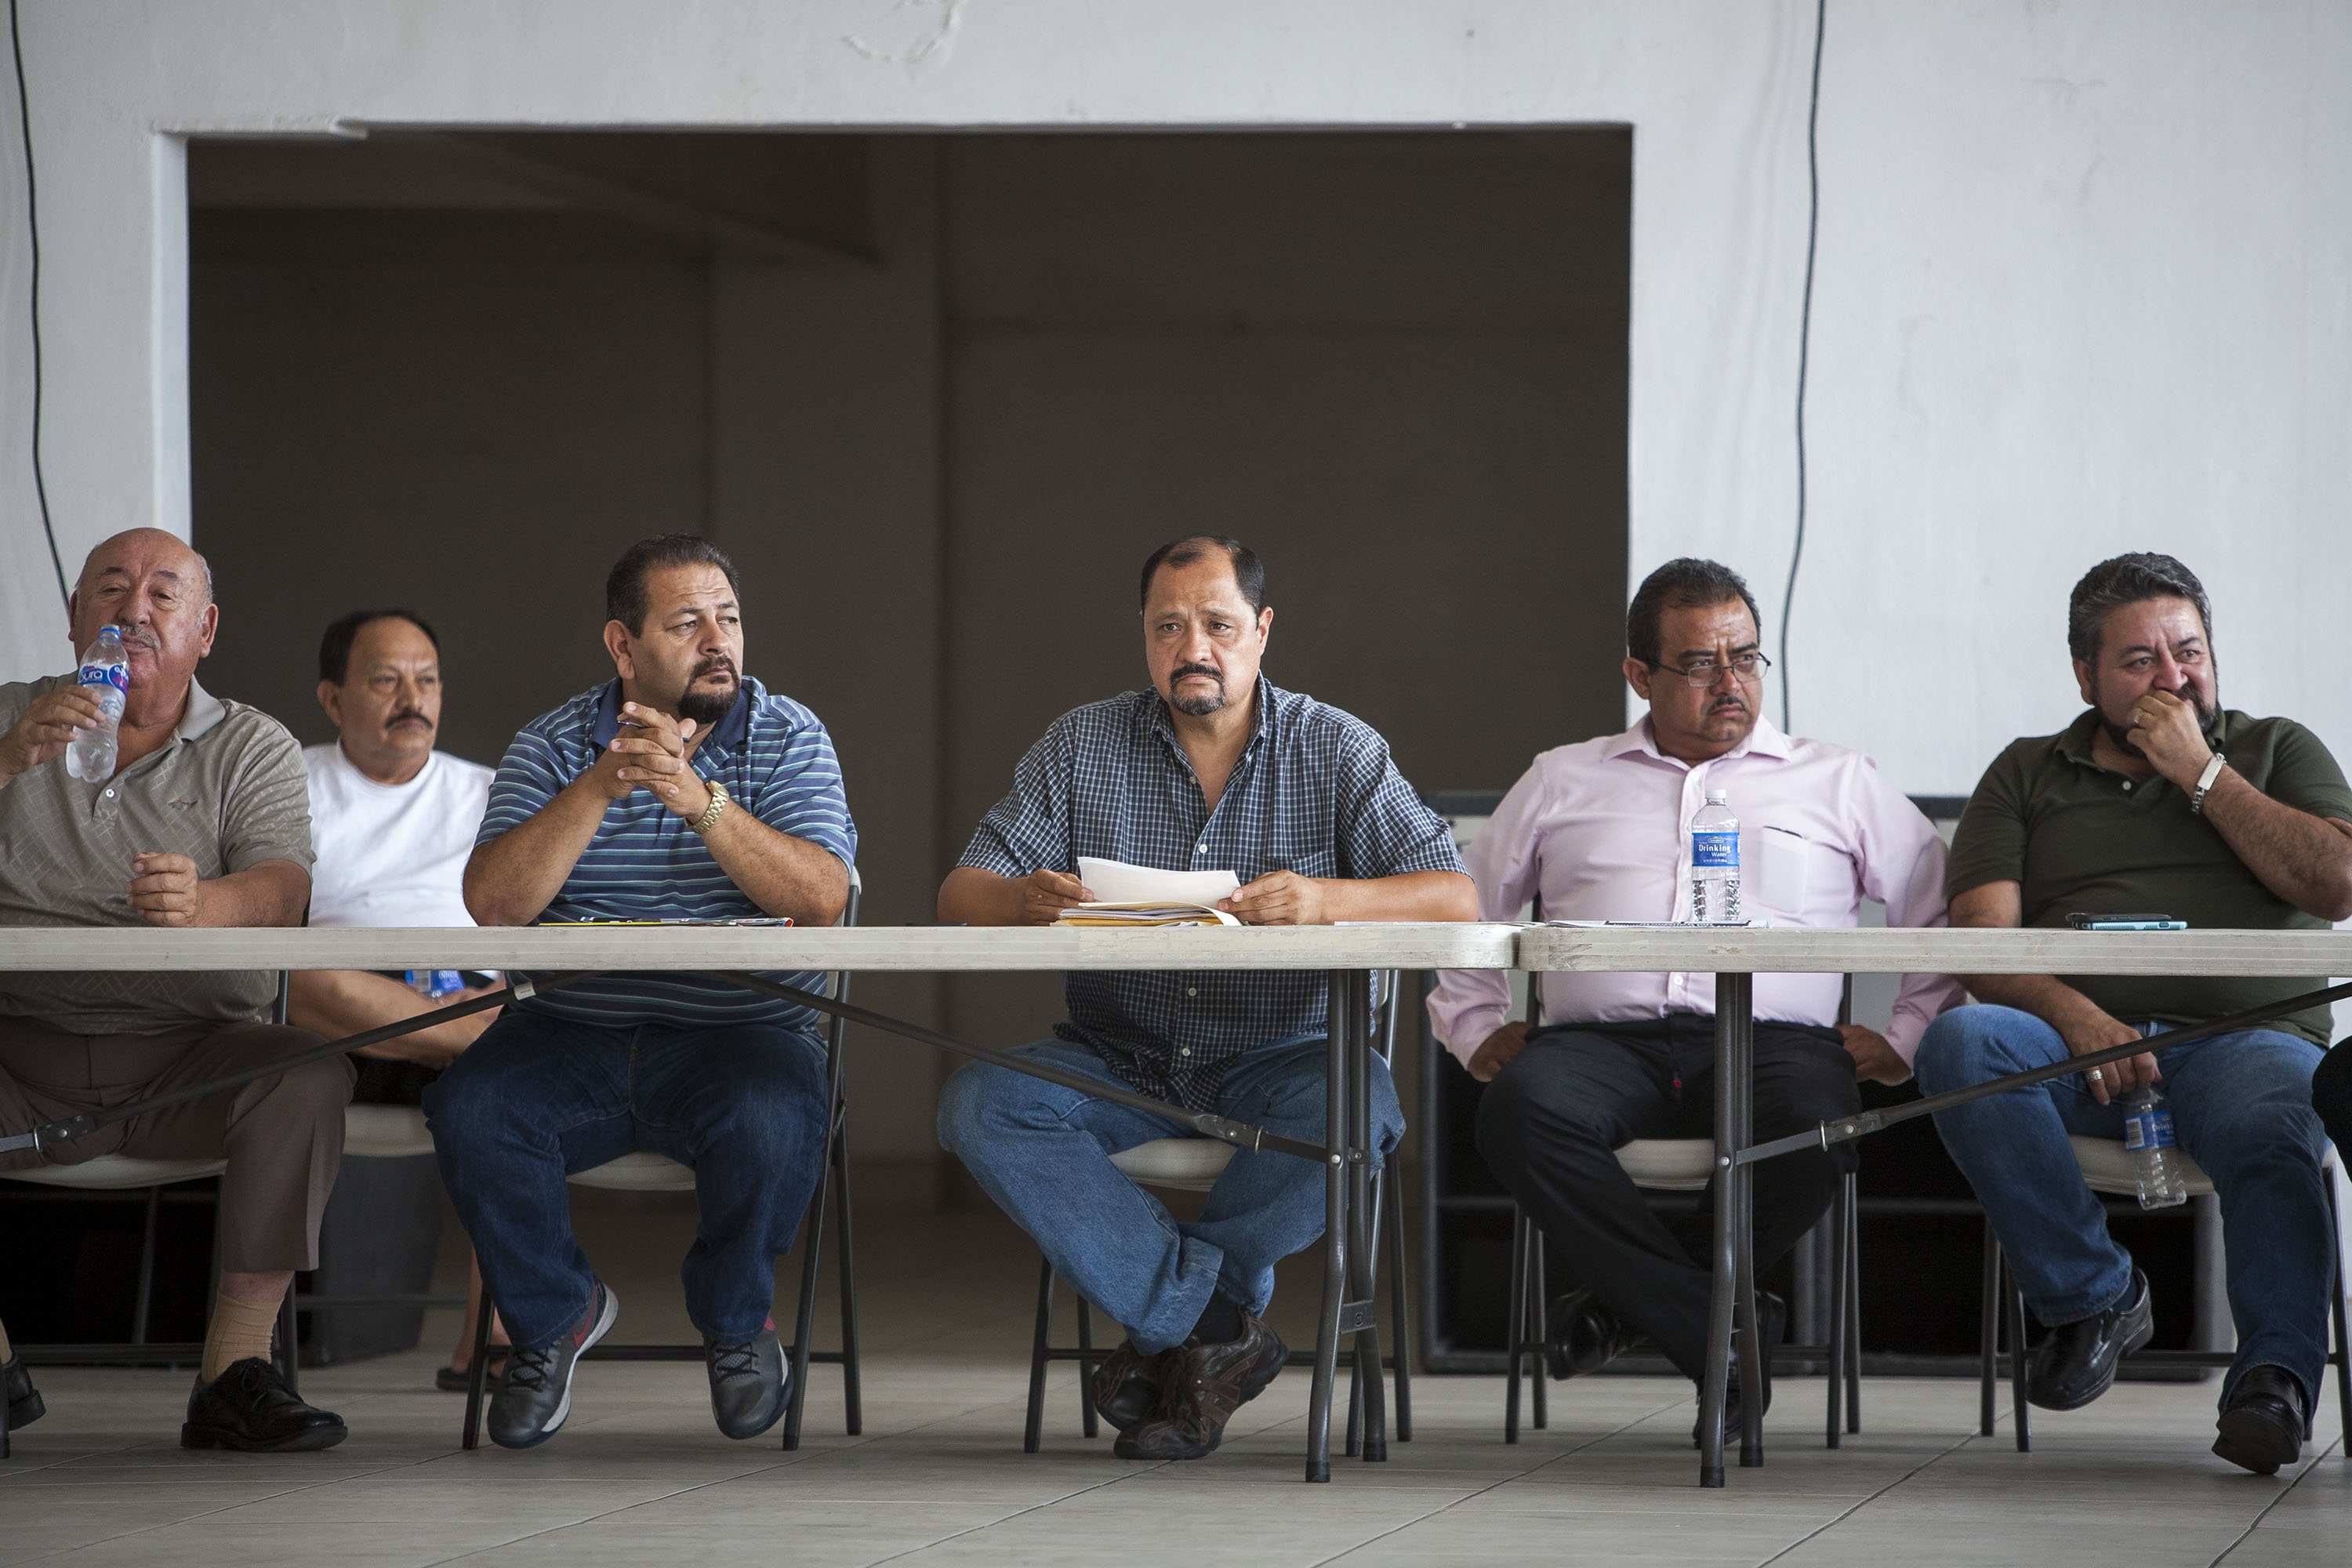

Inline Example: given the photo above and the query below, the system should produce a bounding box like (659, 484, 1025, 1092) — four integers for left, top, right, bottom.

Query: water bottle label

(1691, 829, 1740, 869)
(2123, 1109, 2176, 1151)
(78, 662, 129, 695)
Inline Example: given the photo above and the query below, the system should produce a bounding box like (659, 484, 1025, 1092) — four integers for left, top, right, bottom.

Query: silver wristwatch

(2189, 753, 2226, 815)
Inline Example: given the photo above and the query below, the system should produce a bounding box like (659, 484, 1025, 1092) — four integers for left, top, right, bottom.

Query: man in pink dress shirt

(1428, 558, 1961, 1441)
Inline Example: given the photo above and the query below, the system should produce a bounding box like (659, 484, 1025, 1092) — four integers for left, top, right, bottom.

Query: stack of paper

(1054, 857, 1243, 927)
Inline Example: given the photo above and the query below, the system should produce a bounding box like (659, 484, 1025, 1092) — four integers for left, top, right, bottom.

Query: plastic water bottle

(406, 969, 464, 1000)
(2123, 1087, 2188, 1209)
(64, 626, 129, 782)
(1689, 788, 1742, 924)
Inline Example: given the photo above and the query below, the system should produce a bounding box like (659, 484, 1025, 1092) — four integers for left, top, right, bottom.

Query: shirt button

(1186, 987, 1198, 996)
(2122, 781, 2132, 791)
(1181, 1047, 1192, 1056)
(1196, 842, 1207, 855)
(103, 789, 115, 798)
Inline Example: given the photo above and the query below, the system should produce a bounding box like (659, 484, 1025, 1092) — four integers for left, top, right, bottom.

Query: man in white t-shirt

(289, 608, 503, 1388)
(290, 610, 496, 1071)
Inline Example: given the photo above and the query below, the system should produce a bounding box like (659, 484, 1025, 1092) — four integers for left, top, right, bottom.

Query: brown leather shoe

(1091, 1339, 1177, 1435)
(1113, 1311, 1287, 1461)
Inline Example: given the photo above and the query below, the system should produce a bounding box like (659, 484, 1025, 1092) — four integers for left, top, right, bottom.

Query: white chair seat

(0, 1154, 227, 1189)
(566, 1151, 698, 1192)
(2068, 1133, 2217, 1196)
(343, 1103, 436, 1159)
(1111, 1138, 1238, 1192)
(1616, 1138, 1715, 1192)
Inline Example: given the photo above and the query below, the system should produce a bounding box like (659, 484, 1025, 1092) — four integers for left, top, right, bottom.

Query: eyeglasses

(1651, 652, 1772, 688)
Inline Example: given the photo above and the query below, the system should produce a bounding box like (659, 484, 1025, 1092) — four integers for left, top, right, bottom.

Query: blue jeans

(423, 1009, 829, 1352)
(1915, 1004, 2332, 1405)
(937, 1037, 1403, 1354)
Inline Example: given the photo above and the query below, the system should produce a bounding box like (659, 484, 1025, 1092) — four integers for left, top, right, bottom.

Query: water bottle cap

(1704, 788, 1728, 804)
(98, 625, 122, 641)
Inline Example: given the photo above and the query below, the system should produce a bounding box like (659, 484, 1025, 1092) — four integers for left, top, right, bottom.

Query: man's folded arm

(203, 858, 311, 928)
(1428, 759, 1551, 1062)
(1845, 757, 1965, 1063)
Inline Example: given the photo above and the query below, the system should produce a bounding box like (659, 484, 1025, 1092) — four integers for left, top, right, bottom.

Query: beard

(2100, 684, 2217, 757)
(677, 661, 740, 727)
(1167, 663, 1228, 717)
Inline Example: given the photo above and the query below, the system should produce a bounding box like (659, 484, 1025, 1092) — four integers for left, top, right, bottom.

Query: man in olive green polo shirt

(0, 528, 354, 1454)
(1915, 552, 2352, 1477)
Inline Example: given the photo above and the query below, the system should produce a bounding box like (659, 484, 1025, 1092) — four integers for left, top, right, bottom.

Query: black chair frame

(1023, 969, 1414, 1455)
(1977, 1166, 2352, 1454)
(460, 885, 864, 1451)
(1501, 967, 1864, 1447)
(3, 972, 302, 1392)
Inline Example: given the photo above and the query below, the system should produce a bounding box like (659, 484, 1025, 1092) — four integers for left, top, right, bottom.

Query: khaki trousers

(0, 1018, 354, 1272)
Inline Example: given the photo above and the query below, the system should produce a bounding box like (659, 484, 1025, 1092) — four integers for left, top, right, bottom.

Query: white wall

(3, 0, 2348, 793)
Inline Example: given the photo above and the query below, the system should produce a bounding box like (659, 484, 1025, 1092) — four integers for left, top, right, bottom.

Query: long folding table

(0, 920, 1517, 1480)
(1515, 924, 2352, 1487)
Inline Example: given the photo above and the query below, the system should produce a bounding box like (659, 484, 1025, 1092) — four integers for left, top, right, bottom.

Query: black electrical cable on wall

(1778, 0, 1825, 731)
(9, 0, 67, 610)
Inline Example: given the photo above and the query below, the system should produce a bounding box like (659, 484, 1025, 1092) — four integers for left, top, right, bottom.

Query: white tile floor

(4, 1193, 2343, 1566)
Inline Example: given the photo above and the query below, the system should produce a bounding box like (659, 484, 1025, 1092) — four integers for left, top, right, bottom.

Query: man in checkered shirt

(937, 535, 1475, 1464)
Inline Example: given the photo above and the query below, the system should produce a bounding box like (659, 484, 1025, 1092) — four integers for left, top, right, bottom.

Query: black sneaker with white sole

(705, 1319, 791, 1439)
(488, 1282, 618, 1450)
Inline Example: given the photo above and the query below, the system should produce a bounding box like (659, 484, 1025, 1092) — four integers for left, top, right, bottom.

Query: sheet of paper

(1075, 855, 1241, 906)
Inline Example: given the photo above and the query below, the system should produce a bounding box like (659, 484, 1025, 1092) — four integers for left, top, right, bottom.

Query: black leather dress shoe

(2212, 1365, 2309, 1475)
(1092, 1339, 1178, 1434)
(1691, 1291, 1786, 1447)
(180, 1358, 348, 1452)
(5, 1351, 45, 1431)
(1543, 1288, 1643, 1381)
(2026, 1269, 2152, 1412)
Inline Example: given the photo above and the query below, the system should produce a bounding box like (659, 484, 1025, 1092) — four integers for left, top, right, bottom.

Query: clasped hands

(593, 702, 712, 820)
(1014, 866, 1330, 927)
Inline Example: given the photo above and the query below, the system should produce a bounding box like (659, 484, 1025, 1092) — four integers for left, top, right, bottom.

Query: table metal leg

(1305, 970, 1351, 1483)
(1728, 974, 1762, 1468)
(1700, 971, 1760, 1484)
(1699, 978, 1738, 1487)
(1346, 968, 1388, 1462)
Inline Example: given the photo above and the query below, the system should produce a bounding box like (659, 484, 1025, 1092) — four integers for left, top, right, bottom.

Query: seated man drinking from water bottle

(1428, 557, 1959, 1448)
(1913, 553, 2352, 1475)
(0, 528, 353, 1453)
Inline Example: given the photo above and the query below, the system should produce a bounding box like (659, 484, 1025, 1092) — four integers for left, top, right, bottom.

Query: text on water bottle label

(1690, 830, 1740, 869)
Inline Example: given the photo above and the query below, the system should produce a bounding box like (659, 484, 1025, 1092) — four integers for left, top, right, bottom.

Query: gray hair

(2066, 553, 2211, 663)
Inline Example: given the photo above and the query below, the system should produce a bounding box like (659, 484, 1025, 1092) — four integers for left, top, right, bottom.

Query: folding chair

(1024, 970, 1413, 1454)
(1978, 1137, 2352, 1454)
(1501, 970, 1862, 1446)
(0, 973, 304, 1391)
(459, 870, 865, 1450)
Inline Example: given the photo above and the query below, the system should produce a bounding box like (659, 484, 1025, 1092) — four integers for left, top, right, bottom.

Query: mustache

(386, 709, 430, 728)
(1170, 662, 1223, 685)
(691, 656, 739, 683)
(108, 624, 160, 652)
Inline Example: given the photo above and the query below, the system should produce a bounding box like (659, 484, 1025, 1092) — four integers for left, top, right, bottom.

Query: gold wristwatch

(689, 777, 731, 836)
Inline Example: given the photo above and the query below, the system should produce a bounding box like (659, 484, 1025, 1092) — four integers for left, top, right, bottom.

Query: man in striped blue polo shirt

(937, 536, 1475, 1465)
(425, 535, 855, 1450)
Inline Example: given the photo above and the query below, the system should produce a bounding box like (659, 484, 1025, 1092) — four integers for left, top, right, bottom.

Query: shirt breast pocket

(1748, 826, 1842, 921)
(1263, 846, 1337, 882)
